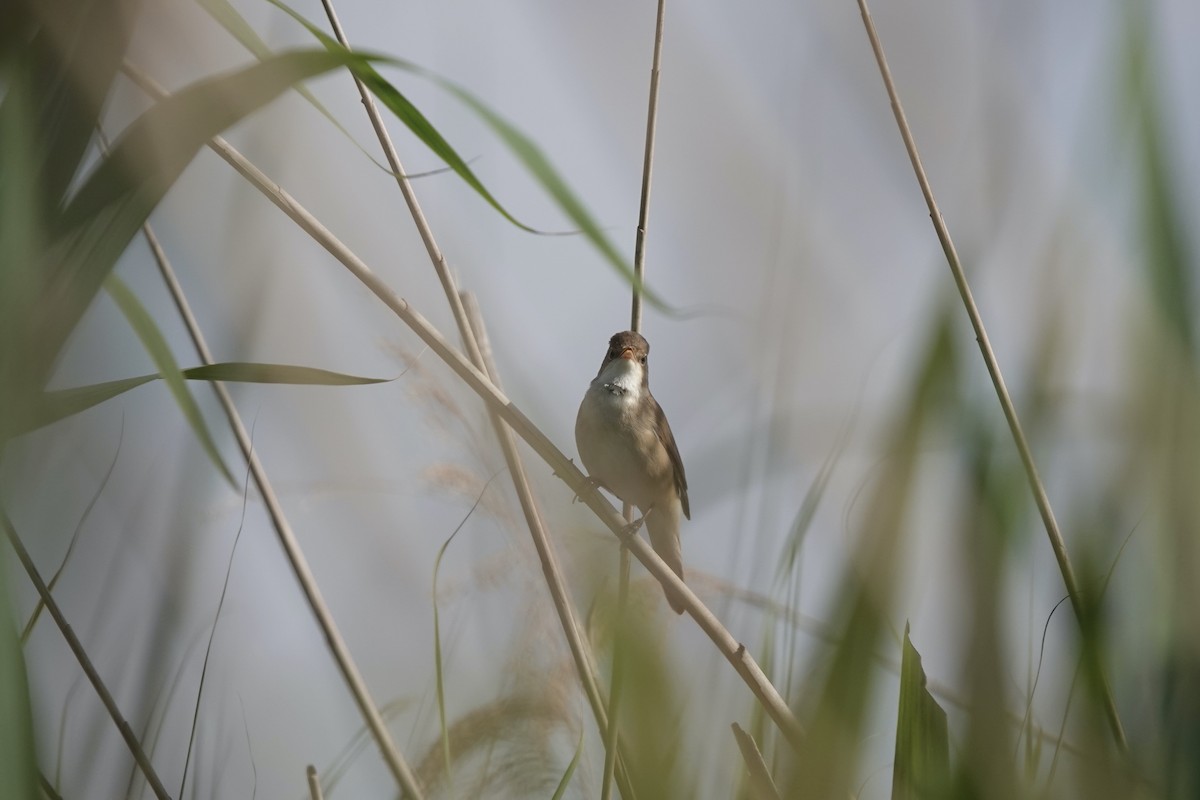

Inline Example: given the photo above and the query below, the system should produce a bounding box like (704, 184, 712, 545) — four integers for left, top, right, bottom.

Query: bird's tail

(645, 499, 686, 614)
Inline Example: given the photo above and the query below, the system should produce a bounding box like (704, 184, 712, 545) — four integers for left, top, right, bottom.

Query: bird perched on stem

(575, 330, 690, 614)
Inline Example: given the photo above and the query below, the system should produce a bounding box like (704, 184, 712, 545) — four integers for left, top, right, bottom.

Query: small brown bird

(575, 331, 690, 614)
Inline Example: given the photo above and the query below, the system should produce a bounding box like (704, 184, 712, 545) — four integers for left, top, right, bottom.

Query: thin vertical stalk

(461, 294, 636, 799)
(601, 529, 632, 800)
(307, 765, 324, 800)
(606, 2, 667, 796)
(852, 0, 1127, 750)
(629, 0, 668, 332)
(138, 219, 424, 797)
(2, 511, 173, 800)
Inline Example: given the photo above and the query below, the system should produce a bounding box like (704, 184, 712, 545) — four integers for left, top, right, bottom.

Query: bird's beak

(619, 347, 636, 361)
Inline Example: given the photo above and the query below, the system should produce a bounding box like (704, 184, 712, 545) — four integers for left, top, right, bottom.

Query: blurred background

(2, 0, 1199, 797)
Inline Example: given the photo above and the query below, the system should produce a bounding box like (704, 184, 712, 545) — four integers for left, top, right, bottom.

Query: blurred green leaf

(0, 550, 38, 800)
(264, 0, 669, 311)
(440, 85, 665, 308)
(105, 275, 236, 487)
(732, 723, 783, 800)
(891, 624, 949, 800)
(0, 63, 44, 446)
(32, 47, 388, 384)
(180, 362, 393, 386)
(16, 362, 391, 435)
(432, 533, 457, 796)
(1121, 5, 1195, 354)
(19, 375, 158, 434)
(264, 0, 529, 229)
(429, 472, 503, 796)
(59, 48, 376, 235)
(11, 0, 137, 220)
(788, 311, 958, 798)
(611, 592, 687, 799)
(193, 0, 402, 177)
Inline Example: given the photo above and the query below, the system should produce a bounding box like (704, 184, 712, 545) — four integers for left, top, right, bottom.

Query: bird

(575, 330, 690, 614)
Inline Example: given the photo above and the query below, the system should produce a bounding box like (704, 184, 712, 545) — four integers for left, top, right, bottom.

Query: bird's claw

(572, 475, 604, 504)
(618, 515, 646, 540)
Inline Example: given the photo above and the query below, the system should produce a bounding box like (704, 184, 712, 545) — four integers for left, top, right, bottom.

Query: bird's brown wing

(651, 396, 690, 519)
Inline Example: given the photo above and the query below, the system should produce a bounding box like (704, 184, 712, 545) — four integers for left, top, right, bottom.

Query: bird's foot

(572, 475, 606, 504)
(618, 515, 646, 541)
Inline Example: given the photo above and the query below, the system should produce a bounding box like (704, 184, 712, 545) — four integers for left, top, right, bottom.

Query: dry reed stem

(606, 1, 669, 796)
(307, 765, 324, 800)
(628, 0, 667, 334)
(2, 512, 172, 800)
(852, 0, 1127, 750)
(310, 2, 636, 795)
(136, 158, 424, 798)
(600, 542, 631, 800)
(120, 60, 806, 754)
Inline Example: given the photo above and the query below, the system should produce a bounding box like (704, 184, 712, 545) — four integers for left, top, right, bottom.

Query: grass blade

(891, 625, 949, 800)
(194, 0, 406, 178)
(430, 470, 503, 796)
(1121, 5, 1195, 353)
(788, 315, 957, 798)
(17, 375, 157, 433)
(17, 361, 392, 435)
(179, 362, 392, 385)
(34, 47, 388, 380)
(105, 274, 236, 487)
(180, 449, 255, 799)
(550, 725, 585, 800)
(731, 723, 782, 800)
(0, 59, 47, 446)
(0, 546, 37, 800)
(13, 0, 136, 216)
(264, 0, 668, 310)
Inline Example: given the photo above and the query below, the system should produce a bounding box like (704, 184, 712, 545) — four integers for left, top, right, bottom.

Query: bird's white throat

(596, 358, 643, 400)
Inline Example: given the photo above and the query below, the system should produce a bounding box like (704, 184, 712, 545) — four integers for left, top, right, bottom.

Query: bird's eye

(608, 349, 617, 358)
(639, 355, 647, 364)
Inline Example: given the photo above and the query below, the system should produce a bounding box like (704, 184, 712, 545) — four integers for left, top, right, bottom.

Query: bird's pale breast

(575, 380, 673, 511)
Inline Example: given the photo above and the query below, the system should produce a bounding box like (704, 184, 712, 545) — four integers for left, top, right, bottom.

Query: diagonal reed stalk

(135, 170, 424, 797)
(311, 1, 636, 796)
(306, 764, 324, 800)
(605, 1, 668, 797)
(853, 0, 1127, 751)
(1, 511, 173, 800)
(120, 60, 806, 754)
